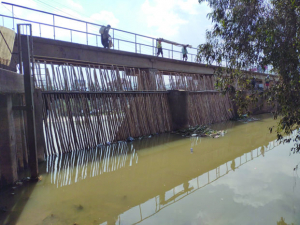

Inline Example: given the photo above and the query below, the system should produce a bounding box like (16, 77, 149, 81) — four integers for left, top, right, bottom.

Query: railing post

(86, 22, 88, 45)
(172, 44, 173, 59)
(152, 39, 154, 56)
(113, 29, 114, 50)
(53, 15, 55, 39)
(135, 34, 137, 53)
(17, 25, 23, 75)
(39, 23, 41, 37)
(71, 30, 72, 42)
(12, 5, 14, 30)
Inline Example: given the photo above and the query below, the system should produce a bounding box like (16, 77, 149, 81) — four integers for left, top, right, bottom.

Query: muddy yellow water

(1, 114, 300, 225)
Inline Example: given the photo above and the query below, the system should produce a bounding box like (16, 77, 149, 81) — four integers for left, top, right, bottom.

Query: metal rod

(39, 23, 41, 37)
(17, 24, 23, 74)
(12, 5, 14, 30)
(53, 15, 55, 39)
(135, 34, 137, 53)
(153, 39, 154, 56)
(71, 30, 72, 42)
(113, 29, 114, 50)
(86, 22, 88, 45)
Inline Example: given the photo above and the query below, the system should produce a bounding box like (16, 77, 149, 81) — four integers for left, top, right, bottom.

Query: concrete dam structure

(0, 11, 274, 185)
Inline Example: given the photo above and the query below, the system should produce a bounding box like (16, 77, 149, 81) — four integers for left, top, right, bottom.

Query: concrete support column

(0, 94, 18, 185)
(21, 35, 39, 178)
(34, 89, 45, 162)
(148, 68, 158, 90)
(168, 90, 189, 130)
(138, 68, 158, 90)
(13, 95, 27, 170)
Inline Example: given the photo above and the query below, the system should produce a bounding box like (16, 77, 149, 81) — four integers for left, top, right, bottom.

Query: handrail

(0, 2, 199, 62)
(0, 2, 276, 73)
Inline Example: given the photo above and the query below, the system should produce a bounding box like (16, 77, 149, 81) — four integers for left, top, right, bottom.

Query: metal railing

(0, 2, 278, 74)
(0, 2, 199, 62)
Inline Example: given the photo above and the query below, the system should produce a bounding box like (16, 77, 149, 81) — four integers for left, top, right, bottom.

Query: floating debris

(173, 125, 227, 138)
(231, 114, 260, 123)
(126, 137, 134, 142)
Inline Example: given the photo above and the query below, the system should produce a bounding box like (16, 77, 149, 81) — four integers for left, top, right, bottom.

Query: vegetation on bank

(197, 0, 300, 152)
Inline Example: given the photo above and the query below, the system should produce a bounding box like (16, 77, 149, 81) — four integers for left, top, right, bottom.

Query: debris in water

(173, 125, 227, 139)
(232, 114, 260, 123)
(75, 204, 84, 211)
(126, 137, 134, 142)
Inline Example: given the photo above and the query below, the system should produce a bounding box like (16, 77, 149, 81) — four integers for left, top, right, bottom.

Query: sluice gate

(34, 61, 235, 155)
(34, 61, 233, 155)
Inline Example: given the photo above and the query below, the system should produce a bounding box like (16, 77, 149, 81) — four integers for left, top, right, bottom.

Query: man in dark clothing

(101, 25, 111, 48)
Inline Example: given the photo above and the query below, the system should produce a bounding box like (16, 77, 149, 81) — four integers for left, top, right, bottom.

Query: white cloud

(66, 0, 83, 11)
(141, 0, 188, 38)
(90, 11, 119, 28)
(177, 0, 201, 15)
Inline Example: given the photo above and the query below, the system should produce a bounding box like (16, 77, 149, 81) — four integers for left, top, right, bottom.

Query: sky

(0, 0, 213, 58)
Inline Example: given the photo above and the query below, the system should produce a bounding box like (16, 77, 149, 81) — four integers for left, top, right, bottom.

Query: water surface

(0, 114, 299, 225)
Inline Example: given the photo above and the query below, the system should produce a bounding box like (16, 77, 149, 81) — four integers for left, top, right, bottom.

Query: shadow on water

(0, 162, 47, 225)
(0, 114, 289, 224)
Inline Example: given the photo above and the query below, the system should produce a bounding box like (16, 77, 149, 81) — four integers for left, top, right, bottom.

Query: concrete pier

(168, 90, 189, 130)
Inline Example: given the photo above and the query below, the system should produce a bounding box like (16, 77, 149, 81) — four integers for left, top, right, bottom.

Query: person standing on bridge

(100, 24, 111, 49)
(182, 45, 188, 61)
(156, 39, 163, 57)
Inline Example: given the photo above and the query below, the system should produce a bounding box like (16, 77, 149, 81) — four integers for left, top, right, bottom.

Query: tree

(197, 0, 300, 153)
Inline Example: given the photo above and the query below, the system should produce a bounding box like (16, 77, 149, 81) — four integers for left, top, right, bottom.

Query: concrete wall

(0, 69, 45, 187)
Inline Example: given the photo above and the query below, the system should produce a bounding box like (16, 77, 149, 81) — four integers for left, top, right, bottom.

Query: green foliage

(198, 0, 300, 152)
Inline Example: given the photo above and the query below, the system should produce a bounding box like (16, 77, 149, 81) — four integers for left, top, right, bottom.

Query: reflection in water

(46, 134, 280, 224)
(115, 139, 279, 225)
(47, 142, 138, 187)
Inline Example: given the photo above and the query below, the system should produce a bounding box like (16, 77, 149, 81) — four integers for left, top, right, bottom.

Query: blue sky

(0, 0, 213, 58)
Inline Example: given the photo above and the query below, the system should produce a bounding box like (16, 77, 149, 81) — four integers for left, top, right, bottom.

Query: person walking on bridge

(156, 39, 163, 57)
(100, 24, 111, 49)
(182, 45, 188, 61)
